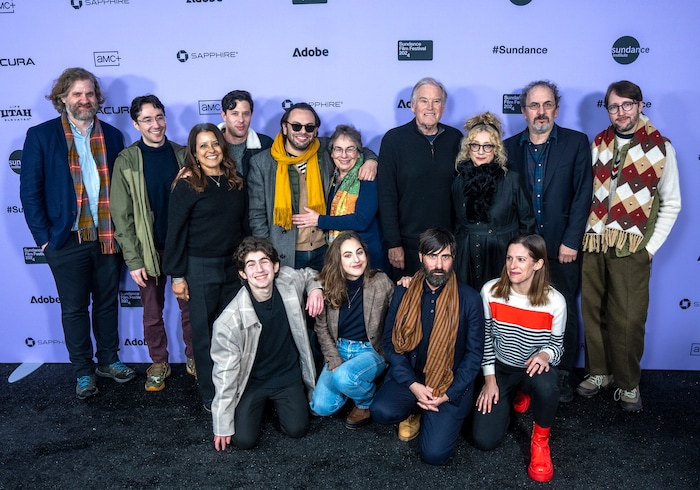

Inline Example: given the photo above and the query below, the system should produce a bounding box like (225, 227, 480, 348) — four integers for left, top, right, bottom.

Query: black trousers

(472, 362, 560, 451)
(232, 381, 309, 450)
(549, 258, 582, 371)
(186, 255, 241, 404)
(44, 234, 122, 378)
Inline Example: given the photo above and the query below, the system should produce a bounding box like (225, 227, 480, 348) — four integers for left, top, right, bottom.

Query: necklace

(347, 286, 362, 309)
(208, 175, 222, 187)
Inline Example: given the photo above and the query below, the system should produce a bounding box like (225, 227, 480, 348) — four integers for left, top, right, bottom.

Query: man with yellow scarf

(248, 103, 377, 271)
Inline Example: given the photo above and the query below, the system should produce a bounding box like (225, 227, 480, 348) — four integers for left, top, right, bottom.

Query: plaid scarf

(327, 155, 363, 240)
(392, 270, 459, 398)
(270, 133, 325, 230)
(62, 114, 118, 254)
(583, 115, 666, 254)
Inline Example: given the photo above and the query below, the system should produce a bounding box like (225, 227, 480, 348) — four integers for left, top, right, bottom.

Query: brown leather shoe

(344, 406, 371, 429)
(398, 412, 421, 441)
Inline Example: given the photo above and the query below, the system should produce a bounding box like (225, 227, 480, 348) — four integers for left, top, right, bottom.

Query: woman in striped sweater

(471, 234, 566, 483)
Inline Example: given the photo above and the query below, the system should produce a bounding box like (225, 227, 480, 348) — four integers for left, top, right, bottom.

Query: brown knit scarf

(392, 270, 459, 398)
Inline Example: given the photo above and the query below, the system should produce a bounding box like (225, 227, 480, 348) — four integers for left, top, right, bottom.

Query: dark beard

(424, 267, 452, 288)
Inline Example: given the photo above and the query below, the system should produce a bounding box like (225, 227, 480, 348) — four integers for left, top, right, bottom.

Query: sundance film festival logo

(119, 291, 142, 307)
(502, 94, 522, 114)
(9, 150, 21, 173)
(23, 247, 46, 264)
(0, 1, 15, 13)
(1, 106, 32, 122)
(176, 49, 237, 63)
(398, 40, 433, 61)
(71, 0, 130, 8)
(611, 36, 649, 65)
(94, 51, 121, 67)
(199, 100, 221, 115)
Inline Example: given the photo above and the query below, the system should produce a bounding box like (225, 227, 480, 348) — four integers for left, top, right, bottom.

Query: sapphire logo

(510, 0, 532, 4)
(280, 98, 342, 109)
(71, 0, 82, 8)
(678, 298, 700, 310)
(25, 338, 35, 347)
(199, 100, 221, 115)
(177, 49, 236, 63)
(9, 150, 21, 174)
(612, 36, 649, 65)
(94, 51, 121, 67)
(0, 1, 15, 13)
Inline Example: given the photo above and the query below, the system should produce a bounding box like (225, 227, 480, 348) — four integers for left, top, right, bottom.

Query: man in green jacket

(110, 95, 194, 392)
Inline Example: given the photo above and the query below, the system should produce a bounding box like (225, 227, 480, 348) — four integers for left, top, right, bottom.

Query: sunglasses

(286, 122, 317, 133)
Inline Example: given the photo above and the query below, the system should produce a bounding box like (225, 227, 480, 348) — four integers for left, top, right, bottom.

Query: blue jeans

(309, 339, 386, 415)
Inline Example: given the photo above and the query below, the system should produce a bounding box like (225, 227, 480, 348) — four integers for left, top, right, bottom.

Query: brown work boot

(576, 374, 614, 398)
(398, 412, 421, 442)
(344, 406, 371, 429)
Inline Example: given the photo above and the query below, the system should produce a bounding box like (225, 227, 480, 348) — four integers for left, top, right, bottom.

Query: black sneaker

(95, 361, 136, 383)
(76, 374, 99, 400)
(558, 370, 574, 404)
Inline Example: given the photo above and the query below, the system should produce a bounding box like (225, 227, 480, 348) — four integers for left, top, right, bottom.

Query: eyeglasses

(525, 101, 556, 111)
(468, 143, 495, 153)
(606, 101, 638, 114)
(286, 122, 317, 133)
(331, 146, 357, 156)
(137, 115, 165, 125)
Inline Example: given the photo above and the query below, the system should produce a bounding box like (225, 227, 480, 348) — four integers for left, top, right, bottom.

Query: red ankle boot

(513, 391, 531, 413)
(528, 423, 553, 482)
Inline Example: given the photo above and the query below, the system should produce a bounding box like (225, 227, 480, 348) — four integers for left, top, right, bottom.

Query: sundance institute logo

(611, 36, 649, 65)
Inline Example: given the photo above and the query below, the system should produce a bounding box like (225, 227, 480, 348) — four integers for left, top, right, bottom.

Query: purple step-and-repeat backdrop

(1, 0, 698, 370)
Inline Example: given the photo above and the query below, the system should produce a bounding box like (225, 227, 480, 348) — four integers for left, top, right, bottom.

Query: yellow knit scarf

(270, 133, 325, 230)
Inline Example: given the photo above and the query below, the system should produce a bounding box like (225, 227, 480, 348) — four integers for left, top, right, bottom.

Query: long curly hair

(455, 112, 508, 169)
(316, 231, 375, 309)
(182, 123, 243, 193)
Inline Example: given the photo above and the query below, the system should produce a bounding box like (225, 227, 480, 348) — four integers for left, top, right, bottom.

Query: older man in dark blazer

(504, 80, 592, 403)
(20, 67, 135, 400)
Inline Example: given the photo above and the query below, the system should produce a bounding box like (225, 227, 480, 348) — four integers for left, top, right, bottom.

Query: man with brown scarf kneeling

(370, 228, 484, 465)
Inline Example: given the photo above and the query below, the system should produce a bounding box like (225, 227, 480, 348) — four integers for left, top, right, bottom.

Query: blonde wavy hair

(455, 112, 508, 170)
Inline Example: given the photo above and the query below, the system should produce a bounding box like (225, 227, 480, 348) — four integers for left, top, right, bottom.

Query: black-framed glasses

(137, 115, 165, 125)
(286, 122, 317, 133)
(468, 143, 495, 153)
(525, 101, 556, 111)
(606, 101, 638, 114)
